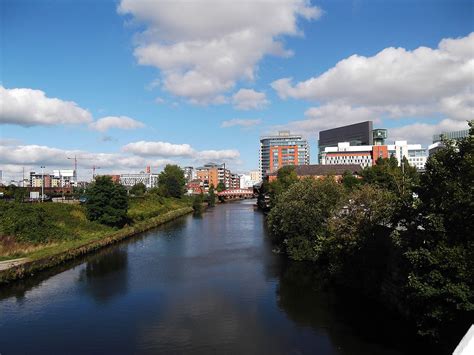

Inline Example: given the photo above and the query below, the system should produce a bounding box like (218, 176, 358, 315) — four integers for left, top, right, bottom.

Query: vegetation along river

(0, 200, 438, 354)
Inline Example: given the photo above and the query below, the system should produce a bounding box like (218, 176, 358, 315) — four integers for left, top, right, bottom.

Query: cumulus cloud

(272, 33, 474, 144)
(0, 86, 93, 126)
(122, 140, 240, 161)
(0, 142, 172, 181)
(89, 116, 145, 132)
(118, 0, 322, 103)
(388, 119, 469, 144)
(232, 89, 269, 110)
(272, 33, 474, 109)
(221, 118, 262, 128)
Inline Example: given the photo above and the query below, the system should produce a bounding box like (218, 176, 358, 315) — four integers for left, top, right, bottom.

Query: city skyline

(1, 0, 473, 181)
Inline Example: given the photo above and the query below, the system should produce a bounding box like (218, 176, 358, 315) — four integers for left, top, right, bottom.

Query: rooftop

(269, 164, 362, 176)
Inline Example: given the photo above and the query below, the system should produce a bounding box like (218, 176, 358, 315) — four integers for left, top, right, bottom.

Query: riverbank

(0, 206, 193, 284)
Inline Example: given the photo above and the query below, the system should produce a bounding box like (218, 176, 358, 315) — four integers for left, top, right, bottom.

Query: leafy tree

(192, 193, 204, 212)
(217, 182, 226, 192)
(326, 185, 396, 291)
(208, 184, 216, 207)
(85, 176, 129, 227)
(341, 170, 361, 190)
(268, 165, 299, 206)
(130, 182, 146, 196)
(398, 121, 474, 338)
(158, 164, 186, 198)
(268, 178, 345, 261)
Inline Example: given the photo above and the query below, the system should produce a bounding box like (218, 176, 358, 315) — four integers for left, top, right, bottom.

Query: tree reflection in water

(79, 247, 128, 304)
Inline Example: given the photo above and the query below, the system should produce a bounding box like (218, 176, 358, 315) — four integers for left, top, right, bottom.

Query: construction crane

(67, 155, 78, 183)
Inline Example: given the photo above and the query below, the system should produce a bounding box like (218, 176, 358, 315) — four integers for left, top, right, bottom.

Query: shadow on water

(275, 260, 446, 355)
(78, 247, 128, 304)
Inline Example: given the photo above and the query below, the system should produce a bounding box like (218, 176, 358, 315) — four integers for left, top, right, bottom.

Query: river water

(1, 200, 432, 354)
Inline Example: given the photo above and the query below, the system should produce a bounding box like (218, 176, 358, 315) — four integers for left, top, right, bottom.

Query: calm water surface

(1, 200, 429, 354)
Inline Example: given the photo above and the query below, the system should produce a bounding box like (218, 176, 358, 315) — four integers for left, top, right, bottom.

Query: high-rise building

(259, 131, 310, 178)
(429, 128, 470, 155)
(318, 121, 373, 161)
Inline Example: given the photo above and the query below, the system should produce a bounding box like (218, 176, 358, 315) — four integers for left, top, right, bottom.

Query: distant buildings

(259, 131, 310, 178)
(183, 166, 196, 182)
(120, 172, 159, 189)
(28, 169, 77, 188)
(268, 164, 362, 182)
(321, 140, 427, 170)
(429, 129, 470, 155)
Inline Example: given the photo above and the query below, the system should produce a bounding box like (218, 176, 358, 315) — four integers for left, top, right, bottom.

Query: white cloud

(388, 119, 469, 145)
(232, 89, 269, 110)
(89, 116, 145, 132)
(272, 33, 474, 109)
(122, 140, 241, 162)
(118, 0, 322, 103)
(0, 142, 172, 182)
(0, 86, 93, 126)
(122, 141, 195, 157)
(221, 118, 262, 128)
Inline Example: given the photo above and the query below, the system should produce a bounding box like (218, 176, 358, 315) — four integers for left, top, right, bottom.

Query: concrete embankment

(0, 207, 193, 284)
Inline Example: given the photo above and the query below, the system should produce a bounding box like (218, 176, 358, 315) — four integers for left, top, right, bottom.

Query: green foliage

(192, 193, 204, 212)
(341, 170, 361, 190)
(398, 121, 474, 337)
(0, 202, 63, 243)
(158, 164, 186, 198)
(130, 182, 146, 196)
(217, 182, 226, 192)
(85, 176, 129, 227)
(268, 178, 345, 261)
(127, 195, 189, 221)
(268, 165, 299, 206)
(208, 184, 216, 207)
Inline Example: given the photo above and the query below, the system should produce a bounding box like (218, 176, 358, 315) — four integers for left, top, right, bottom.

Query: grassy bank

(0, 196, 192, 281)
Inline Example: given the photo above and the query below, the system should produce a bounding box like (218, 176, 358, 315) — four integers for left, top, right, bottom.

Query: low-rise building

(120, 172, 159, 188)
(268, 164, 362, 182)
(321, 141, 427, 171)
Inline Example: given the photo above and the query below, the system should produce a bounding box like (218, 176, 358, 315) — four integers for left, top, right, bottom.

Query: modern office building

(259, 131, 310, 178)
(429, 129, 470, 155)
(318, 121, 373, 158)
(321, 140, 427, 170)
(120, 172, 159, 188)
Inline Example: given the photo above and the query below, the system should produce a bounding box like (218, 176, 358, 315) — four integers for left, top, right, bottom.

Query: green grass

(0, 196, 192, 261)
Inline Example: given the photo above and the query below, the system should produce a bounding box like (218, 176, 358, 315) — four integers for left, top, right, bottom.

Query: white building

(120, 173, 159, 188)
(321, 141, 427, 170)
(52, 169, 77, 187)
(239, 173, 261, 189)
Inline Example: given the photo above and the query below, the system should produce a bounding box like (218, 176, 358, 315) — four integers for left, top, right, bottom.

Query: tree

(341, 170, 361, 190)
(192, 193, 204, 213)
(158, 164, 186, 198)
(130, 182, 146, 196)
(267, 178, 345, 261)
(268, 165, 299, 206)
(85, 176, 129, 227)
(398, 121, 474, 338)
(217, 182, 226, 192)
(208, 184, 216, 207)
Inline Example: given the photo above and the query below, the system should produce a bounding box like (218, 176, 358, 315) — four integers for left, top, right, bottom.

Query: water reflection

(78, 247, 128, 304)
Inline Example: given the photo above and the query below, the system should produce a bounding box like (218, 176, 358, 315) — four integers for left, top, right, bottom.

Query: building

(183, 166, 196, 182)
(259, 131, 310, 178)
(429, 129, 470, 155)
(195, 162, 234, 190)
(230, 173, 240, 189)
(186, 179, 204, 195)
(52, 169, 77, 187)
(249, 170, 261, 183)
(318, 121, 373, 161)
(321, 140, 428, 171)
(120, 172, 159, 188)
(268, 164, 362, 182)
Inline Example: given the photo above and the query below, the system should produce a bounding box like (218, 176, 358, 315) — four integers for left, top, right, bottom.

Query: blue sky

(1, 0, 473, 181)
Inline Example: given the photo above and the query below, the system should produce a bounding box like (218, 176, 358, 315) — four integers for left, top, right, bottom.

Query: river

(0, 200, 433, 354)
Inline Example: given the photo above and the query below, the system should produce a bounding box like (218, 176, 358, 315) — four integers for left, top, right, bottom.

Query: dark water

(1, 200, 431, 354)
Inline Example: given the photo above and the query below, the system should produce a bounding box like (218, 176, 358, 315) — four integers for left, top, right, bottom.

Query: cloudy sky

(1, 0, 473, 182)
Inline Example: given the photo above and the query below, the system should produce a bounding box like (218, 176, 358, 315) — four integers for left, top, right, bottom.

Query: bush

(0, 202, 63, 243)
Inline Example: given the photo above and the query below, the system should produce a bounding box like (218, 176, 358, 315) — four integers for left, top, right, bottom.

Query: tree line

(265, 122, 473, 346)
